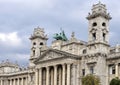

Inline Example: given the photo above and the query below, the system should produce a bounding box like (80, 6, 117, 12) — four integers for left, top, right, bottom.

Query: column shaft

(67, 64, 71, 85)
(10, 80, 12, 85)
(21, 78, 24, 85)
(26, 77, 28, 85)
(62, 64, 66, 85)
(115, 64, 119, 77)
(54, 65, 57, 85)
(46, 67, 50, 85)
(14, 79, 16, 85)
(18, 78, 19, 85)
(28, 74, 31, 84)
(1, 80, 3, 85)
(39, 68, 42, 85)
(35, 69, 39, 85)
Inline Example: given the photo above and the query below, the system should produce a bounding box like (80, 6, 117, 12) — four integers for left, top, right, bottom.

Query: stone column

(115, 63, 119, 77)
(13, 79, 16, 85)
(46, 67, 50, 85)
(1, 80, 3, 85)
(62, 64, 66, 85)
(26, 77, 28, 85)
(21, 78, 24, 85)
(35, 69, 39, 85)
(54, 65, 57, 85)
(28, 74, 31, 84)
(18, 78, 19, 85)
(67, 64, 71, 85)
(10, 79, 12, 85)
(39, 68, 42, 85)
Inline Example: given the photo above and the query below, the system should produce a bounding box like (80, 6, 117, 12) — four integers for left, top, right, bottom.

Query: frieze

(83, 52, 107, 59)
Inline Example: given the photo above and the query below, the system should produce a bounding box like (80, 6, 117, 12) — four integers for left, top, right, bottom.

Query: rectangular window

(82, 69, 85, 76)
(109, 65, 115, 74)
(90, 66, 94, 74)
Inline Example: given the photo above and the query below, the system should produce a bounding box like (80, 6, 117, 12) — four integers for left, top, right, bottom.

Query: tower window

(102, 22, 106, 27)
(33, 50, 35, 56)
(90, 66, 94, 74)
(109, 65, 115, 74)
(92, 33, 96, 40)
(83, 49, 87, 54)
(40, 42, 44, 45)
(82, 69, 85, 76)
(92, 22, 97, 27)
(103, 33, 106, 41)
(33, 42, 36, 45)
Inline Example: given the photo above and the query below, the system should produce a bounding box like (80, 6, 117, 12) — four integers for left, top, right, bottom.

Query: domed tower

(29, 27, 48, 67)
(87, 1, 112, 54)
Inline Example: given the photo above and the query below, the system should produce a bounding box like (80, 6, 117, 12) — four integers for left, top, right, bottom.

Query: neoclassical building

(0, 2, 119, 85)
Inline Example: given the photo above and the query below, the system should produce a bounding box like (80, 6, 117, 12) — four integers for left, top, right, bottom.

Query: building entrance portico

(35, 63, 71, 85)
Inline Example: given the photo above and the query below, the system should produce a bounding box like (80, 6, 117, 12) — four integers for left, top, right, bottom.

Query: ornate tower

(29, 27, 48, 67)
(85, 2, 112, 85)
(87, 2, 112, 54)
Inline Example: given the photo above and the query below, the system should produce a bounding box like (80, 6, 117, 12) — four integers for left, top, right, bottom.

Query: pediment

(34, 49, 80, 63)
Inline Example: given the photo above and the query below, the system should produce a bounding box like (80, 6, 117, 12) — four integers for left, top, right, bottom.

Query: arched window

(92, 22, 97, 27)
(92, 33, 96, 40)
(33, 42, 36, 45)
(103, 33, 106, 41)
(83, 49, 87, 54)
(40, 42, 44, 45)
(102, 22, 106, 27)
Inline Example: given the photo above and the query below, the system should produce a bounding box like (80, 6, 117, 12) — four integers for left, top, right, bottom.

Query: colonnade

(35, 63, 71, 85)
(0, 77, 28, 85)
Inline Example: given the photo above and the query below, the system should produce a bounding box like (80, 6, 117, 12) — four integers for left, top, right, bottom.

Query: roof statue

(71, 32, 75, 38)
(53, 29, 68, 41)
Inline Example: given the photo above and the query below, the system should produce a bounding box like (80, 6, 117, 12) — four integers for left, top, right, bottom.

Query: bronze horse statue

(53, 30, 68, 41)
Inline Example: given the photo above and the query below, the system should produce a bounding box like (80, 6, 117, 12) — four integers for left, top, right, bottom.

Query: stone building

(0, 2, 119, 85)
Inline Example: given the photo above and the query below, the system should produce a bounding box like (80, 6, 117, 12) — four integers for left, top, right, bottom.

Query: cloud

(0, 32, 22, 47)
(0, 53, 29, 66)
(0, 0, 120, 66)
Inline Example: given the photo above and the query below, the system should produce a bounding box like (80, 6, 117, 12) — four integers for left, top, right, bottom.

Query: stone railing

(0, 70, 29, 76)
(108, 52, 120, 59)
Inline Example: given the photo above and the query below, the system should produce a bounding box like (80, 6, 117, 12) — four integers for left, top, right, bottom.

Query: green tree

(110, 77, 120, 85)
(82, 74, 100, 85)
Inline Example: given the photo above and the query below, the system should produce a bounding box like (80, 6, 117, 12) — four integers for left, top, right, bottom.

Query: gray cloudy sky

(0, 0, 120, 66)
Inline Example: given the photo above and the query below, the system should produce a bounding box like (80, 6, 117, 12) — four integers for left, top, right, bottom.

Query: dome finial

(98, 0, 102, 5)
(99, 0, 101, 3)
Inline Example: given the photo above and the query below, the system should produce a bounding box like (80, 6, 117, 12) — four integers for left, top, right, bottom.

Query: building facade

(0, 2, 119, 85)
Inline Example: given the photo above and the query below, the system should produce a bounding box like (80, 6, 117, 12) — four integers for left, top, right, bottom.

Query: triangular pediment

(34, 49, 80, 63)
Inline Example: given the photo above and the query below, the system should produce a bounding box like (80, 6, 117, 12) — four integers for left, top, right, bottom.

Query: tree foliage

(82, 74, 100, 85)
(110, 77, 120, 85)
